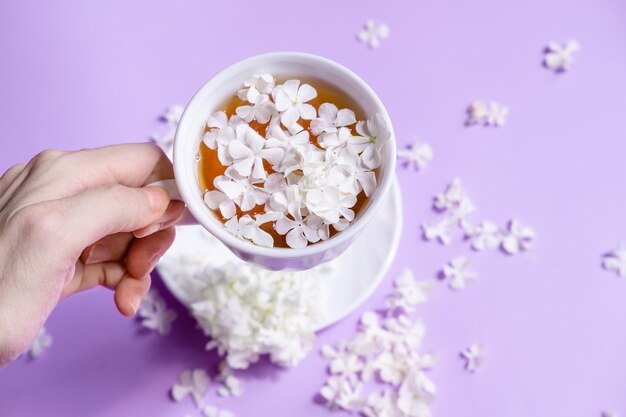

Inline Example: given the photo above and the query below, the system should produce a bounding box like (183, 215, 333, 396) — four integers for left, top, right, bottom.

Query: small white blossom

(350, 113, 391, 169)
(466, 100, 509, 127)
(460, 343, 484, 372)
(386, 268, 434, 313)
(203, 405, 235, 417)
(305, 184, 357, 224)
(421, 217, 456, 245)
(311, 103, 357, 147)
(602, 246, 626, 277)
(397, 370, 436, 417)
(29, 326, 52, 358)
(361, 389, 400, 417)
(171, 368, 210, 408)
(357, 20, 390, 49)
(501, 219, 535, 254)
(397, 139, 433, 171)
(228, 124, 283, 179)
(240, 211, 283, 248)
(137, 289, 177, 335)
(320, 375, 364, 411)
(237, 73, 275, 100)
(235, 93, 274, 124)
(469, 221, 502, 251)
(275, 207, 322, 249)
(544, 40, 580, 72)
(433, 178, 471, 213)
(272, 79, 317, 129)
(442, 256, 477, 290)
(265, 125, 311, 172)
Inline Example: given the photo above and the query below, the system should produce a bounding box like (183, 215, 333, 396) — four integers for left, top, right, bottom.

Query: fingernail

(85, 245, 109, 264)
(131, 296, 142, 315)
(148, 255, 161, 272)
(133, 223, 162, 239)
(144, 186, 168, 211)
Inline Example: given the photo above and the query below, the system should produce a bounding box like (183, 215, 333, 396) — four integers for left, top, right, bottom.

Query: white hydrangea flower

(29, 326, 52, 358)
(357, 20, 390, 49)
(137, 289, 177, 335)
(235, 93, 274, 124)
(501, 219, 535, 254)
(311, 103, 357, 146)
(240, 211, 283, 248)
(421, 217, 456, 245)
(190, 262, 323, 369)
(236, 74, 276, 123)
(544, 40, 580, 72)
(602, 246, 626, 277)
(228, 124, 284, 179)
(386, 268, 435, 313)
(466, 100, 509, 127)
(237, 73, 275, 99)
(265, 125, 311, 172)
(203, 405, 234, 417)
(350, 114, 391, 169)
(442, 256, 477, 290)
(171, 368, 211, 408)
(305, 184, 357, 224)
(272, 79, 317, 129)
(275, 207, 322, 249)
(469, 221, 502, 251)
(397, 139, 433, 171)
(460, 343, 484, 372)
(320, 375, 364, 411)
(397, 370, 436, 417)
(433, 178, 471, 213)
(361, 389, 400, 417)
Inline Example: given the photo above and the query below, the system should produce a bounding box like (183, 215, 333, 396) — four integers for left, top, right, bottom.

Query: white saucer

(157, 177, 402, 331)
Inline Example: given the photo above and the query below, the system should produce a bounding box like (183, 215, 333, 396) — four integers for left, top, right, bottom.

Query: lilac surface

(1, 0, 626, 416)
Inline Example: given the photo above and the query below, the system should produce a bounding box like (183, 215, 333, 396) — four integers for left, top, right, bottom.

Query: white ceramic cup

(170, 52, 396, 271)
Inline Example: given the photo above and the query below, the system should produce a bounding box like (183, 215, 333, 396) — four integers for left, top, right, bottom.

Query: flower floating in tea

(199, 74, 390, 248)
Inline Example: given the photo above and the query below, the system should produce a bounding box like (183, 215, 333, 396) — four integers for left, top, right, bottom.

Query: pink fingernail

(134, 223, 162, 239)
(131, 296, 142, 315)
(85, 245, 109, 264)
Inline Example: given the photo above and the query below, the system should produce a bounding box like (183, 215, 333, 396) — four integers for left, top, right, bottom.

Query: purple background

(1, 0, 626, 416)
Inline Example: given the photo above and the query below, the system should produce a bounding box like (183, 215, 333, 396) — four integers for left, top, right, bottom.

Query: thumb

(42, 185, 170, 255)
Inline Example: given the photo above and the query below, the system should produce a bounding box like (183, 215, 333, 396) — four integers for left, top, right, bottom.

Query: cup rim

(174, 51, 396, 259)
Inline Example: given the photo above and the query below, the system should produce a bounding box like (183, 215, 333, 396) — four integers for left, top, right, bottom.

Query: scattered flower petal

(137, 289, 177, 335)
(397, 139, 433, 171)
(466, 100, 508, 127)
(501, 219, 535, 254)
(171, 368, 210, 408)
(442, 256, 477, 290)
(29, 326, 52, 358)
(460, 343, 484, 372)
(357, 20, 390, 49)
(602, 246, 626, 277)
(544, 40, 580, 72)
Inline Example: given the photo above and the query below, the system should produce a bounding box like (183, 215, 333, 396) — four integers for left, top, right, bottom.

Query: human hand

(0, 144, 185, 366)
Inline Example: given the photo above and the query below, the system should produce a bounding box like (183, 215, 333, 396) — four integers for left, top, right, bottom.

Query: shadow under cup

(174, 52, 396, 271)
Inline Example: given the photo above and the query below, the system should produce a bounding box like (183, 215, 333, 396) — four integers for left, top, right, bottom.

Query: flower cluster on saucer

(202, 74, 390, 249)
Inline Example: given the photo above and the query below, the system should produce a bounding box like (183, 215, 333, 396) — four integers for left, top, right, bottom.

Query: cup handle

(148, 179, 198, 225)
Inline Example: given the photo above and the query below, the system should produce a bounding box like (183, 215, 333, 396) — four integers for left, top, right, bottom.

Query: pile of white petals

(202, 74, 390, 249)
(158, 241, 326, 370)
(319, 268, 437, 417)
